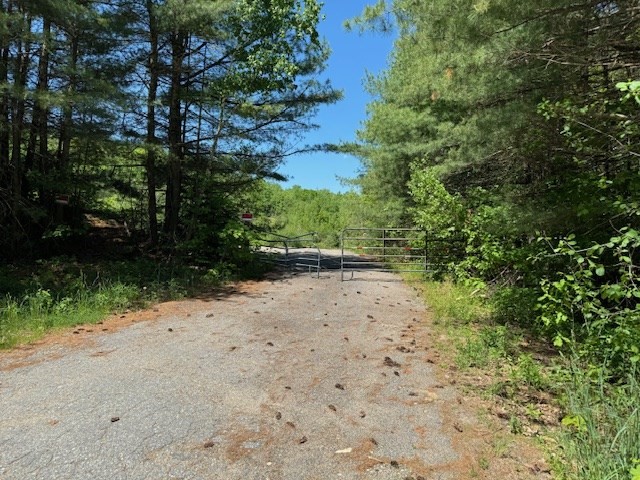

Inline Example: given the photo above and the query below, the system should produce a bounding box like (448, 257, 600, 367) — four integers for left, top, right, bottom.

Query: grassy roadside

(0, 256, 266, 349)
(404, 274, 640, 480)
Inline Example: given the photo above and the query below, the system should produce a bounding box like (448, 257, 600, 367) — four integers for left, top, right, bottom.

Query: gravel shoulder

(0, 268, 547, 480)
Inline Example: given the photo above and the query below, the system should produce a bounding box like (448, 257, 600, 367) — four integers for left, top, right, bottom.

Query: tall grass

(0, 282, 139, 348)
(406, 275, 639, 480)
(0, 256, 244, 349)
(556, 366, 640, 480)
(412, 277, 491, 325)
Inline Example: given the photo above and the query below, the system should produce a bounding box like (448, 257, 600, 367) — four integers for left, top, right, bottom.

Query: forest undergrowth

(409, 275, 640, 480)
(0, 227, 269, 349)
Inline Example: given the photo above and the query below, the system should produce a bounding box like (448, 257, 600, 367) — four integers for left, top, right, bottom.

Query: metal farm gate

(340, 228, 427, 280)
(255, 232, 322, 277)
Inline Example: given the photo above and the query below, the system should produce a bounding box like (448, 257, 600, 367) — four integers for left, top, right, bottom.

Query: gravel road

(0, 267, 478, 480)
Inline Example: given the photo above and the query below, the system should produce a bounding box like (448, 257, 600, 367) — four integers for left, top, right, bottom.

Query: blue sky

(275, 1, 395, 193)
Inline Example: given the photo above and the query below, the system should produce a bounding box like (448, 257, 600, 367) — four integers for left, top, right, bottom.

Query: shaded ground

(0, 266, 550, 480)
(258, 246, 389, 275)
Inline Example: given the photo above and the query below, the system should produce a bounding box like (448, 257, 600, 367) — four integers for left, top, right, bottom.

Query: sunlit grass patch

(0, 282, 138, 348)
(418, 277, 491, 325)
(552, 366, 640, 480)
(0, 255, 259, 349)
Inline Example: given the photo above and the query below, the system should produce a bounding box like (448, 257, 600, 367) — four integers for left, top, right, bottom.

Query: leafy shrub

(537, 229, 640, 374)
(408, 167, 466, 238)
(511, 354, 546, 390)
(491, 286, 539, 326)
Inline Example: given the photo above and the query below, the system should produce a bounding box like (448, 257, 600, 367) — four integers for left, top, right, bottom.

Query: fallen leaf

(299, 436, 308, 444)
(335, 383, 345, 390)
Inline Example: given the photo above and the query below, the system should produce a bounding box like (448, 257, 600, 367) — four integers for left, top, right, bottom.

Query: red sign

(55, 194, 70, 205)
(241, 213, 253, 222)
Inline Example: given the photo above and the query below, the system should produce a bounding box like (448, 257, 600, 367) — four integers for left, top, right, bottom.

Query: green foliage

(0, 254, 263, 349)
(252, 183, 373, 247)
(510, 354, 546, 390)
(408, 167, 465, 238)
(490, 286, 539, 326)
(509, 415, 524, 435)
(0, 0, 339, 258)
(419, 279, 490, 326)
(0, 282, 137, 348)
(556, 367, 640, 480)
(455, 325, 516, 369)
(537, 230, 640, 373)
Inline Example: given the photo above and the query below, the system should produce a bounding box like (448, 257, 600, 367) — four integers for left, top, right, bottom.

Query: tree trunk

(10, 13, 31, 248)
(145, 0, 159, 246)
(58, 31, 79, 169)
(163, 30, 186, 240)
(26, 17, 50, 198)
(0, 0, 12, 188)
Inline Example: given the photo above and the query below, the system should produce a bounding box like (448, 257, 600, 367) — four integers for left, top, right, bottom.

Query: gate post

(382, 228, 386, 260)
(340, 229, 344, 281)
(424, 233, 428, 272)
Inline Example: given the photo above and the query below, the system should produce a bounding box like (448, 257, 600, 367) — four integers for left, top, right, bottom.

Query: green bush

(537, 229, 640, 374)
(491, 286, 540, 326)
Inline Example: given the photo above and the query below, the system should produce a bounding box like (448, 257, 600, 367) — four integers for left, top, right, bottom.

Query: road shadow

(256, 248, 412, 283)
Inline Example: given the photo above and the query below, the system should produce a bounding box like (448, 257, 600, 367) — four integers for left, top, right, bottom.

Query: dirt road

(0, 268, 545, 480)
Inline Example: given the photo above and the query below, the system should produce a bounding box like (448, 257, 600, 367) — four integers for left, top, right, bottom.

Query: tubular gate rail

(340, 228, 427, 280)
(255, 232, 321, 277)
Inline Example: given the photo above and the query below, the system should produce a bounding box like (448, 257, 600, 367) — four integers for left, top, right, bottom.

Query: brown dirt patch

(224, 425, 270, 463)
